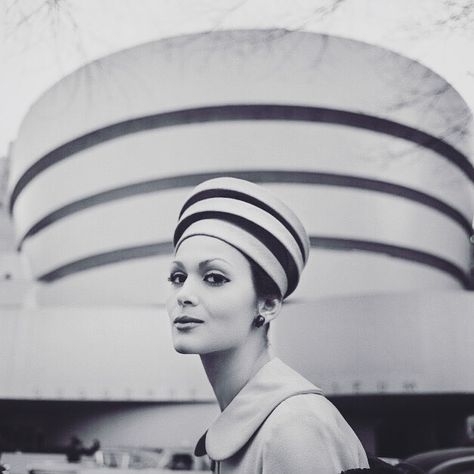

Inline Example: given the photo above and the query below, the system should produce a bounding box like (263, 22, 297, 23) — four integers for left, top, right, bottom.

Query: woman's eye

(204, 272, 229, 286)
(168, 272, 186, 285)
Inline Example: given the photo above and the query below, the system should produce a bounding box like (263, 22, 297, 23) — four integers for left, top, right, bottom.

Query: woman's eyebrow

(199, 258, 230, 270)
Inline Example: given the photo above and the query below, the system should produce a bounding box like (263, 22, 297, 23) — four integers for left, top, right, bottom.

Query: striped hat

(173, 177, 310, 298)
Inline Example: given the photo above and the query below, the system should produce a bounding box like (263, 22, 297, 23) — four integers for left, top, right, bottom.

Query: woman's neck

(201, 340, 272, 411)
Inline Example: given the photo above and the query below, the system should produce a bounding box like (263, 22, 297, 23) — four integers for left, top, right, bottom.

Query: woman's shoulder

(256, 393, 369, 472)
(264, 392, 346, 432)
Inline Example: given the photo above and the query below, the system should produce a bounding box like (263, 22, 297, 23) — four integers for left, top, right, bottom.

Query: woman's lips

(174, 316, 203, 324)
(174, 315, 204, 329)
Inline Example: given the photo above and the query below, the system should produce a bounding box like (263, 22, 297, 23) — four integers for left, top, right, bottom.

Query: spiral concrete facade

(3, 30, 474, 405)
(8, 30, 473, 305)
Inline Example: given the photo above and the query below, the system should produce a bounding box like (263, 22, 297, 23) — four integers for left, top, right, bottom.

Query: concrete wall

(1, 290, 473, 399)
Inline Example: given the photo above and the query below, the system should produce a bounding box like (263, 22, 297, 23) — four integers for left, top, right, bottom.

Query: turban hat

(173, 177, 310, 298)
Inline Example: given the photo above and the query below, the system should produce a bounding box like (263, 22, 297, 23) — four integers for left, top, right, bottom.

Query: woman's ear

(257, 296, 282, 323)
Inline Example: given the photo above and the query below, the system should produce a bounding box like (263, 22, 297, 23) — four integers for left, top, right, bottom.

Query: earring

(254, 315, 265, 328)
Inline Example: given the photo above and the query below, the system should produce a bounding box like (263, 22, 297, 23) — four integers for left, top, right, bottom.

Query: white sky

(1, 0, 474, 159)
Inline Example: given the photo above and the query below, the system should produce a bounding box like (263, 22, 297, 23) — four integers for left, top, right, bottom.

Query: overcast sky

(1, 0, 473, 159)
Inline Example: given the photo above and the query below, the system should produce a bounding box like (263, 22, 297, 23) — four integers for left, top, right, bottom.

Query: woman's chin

(173, 340, 218, 355)
(173, 343, 197, 354)
(172, 337, 201, 354)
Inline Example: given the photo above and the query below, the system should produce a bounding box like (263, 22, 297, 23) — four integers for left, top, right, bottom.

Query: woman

(167, 177, 369, 473)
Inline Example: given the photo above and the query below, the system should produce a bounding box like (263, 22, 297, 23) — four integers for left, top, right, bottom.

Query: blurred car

(26, 447, 210, 474)
(92, 448, 163, 471)
(27, 458, 92, 474)
(403, 447, 474, 473)
(156, 449, 210, 472)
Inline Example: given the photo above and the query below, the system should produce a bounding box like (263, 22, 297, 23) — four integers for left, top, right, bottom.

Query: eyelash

(167, 272, 230, 287)
(168, 272, 186, 285)
(204, 272, 230, 286)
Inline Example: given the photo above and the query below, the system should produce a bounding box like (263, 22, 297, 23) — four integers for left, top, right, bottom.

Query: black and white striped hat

(173, 177, 310, 298)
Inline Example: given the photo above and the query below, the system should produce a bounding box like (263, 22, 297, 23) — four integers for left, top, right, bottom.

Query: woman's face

(166, 235, 259, 354)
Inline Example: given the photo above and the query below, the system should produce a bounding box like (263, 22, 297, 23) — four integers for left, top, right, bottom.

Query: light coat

(195, 358, 369, 473)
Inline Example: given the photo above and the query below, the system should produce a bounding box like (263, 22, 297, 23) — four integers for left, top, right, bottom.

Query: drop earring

(254, 315, 265, 328)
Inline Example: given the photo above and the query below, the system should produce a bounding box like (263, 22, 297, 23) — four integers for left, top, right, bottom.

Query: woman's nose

(176, 279, 199, 307)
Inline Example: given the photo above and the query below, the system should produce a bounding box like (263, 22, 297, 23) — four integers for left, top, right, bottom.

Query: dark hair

(248, 258, 282, 300)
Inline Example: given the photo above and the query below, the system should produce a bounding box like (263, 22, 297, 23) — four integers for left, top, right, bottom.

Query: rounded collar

(195, 357, 323, 460)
